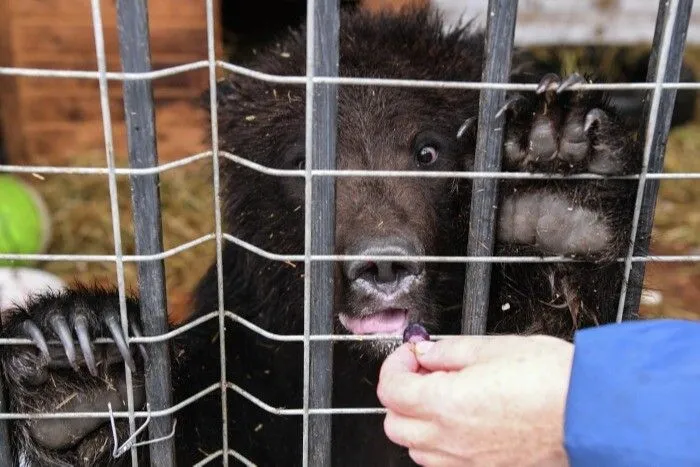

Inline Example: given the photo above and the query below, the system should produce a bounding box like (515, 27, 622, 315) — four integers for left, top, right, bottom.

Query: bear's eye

(416, 145, 439, 166)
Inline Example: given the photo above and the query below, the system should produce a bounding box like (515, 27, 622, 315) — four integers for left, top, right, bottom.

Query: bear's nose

(344, 237, 424, 286)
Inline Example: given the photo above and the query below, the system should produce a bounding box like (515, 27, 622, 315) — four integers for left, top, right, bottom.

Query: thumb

(415, 335, 530, 372)
(380, 343, 420, 380)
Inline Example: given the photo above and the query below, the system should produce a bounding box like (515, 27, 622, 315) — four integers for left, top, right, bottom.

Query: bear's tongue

(339, 309, 408, 335)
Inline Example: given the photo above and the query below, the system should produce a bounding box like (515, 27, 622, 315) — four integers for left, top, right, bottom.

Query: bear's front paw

(1, 290, 147, 465)
(500, 72, 636, 176)
(6, 308, 143, 387)
(494, 73, 641, 258)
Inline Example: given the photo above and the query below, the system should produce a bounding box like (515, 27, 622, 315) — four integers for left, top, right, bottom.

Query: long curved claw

(49, 315, 79, 372)
(104, 312, 136, 373)
(22, 320, 50, 362)
(129, 319, 149, 364)
(74, 315, 98, 377)
(584, 108, 607, 132)
(557, 73, 586, 94)
(536, 73, 562, 94)
(495, 95, 528, 120)
(456, 116, 477, 139)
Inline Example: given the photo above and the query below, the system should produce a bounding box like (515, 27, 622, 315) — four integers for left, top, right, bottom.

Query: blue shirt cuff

(564, 319, 700, 467)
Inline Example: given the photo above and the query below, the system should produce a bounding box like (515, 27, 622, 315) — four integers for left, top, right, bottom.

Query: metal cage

(0, 0, 697, 465)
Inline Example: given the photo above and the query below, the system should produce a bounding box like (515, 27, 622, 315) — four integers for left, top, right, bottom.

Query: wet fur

(1, 7, 642, 466)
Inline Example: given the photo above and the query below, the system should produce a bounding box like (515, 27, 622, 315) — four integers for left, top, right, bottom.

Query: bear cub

(1, 7, 641, 467)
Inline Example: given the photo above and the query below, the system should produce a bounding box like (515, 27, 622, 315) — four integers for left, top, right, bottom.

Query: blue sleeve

(563, 319, 700, 467)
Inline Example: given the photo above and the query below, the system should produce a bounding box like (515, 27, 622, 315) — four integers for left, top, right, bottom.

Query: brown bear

(1, 7, 641, 466)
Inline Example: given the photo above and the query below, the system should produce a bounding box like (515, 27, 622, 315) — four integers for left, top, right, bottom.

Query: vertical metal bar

(89, 0, 140, 464)
(303, 0, 339, 464)
(0, 353, 11, 465)
(461, 0, 519, 335)
(620, 0, 694, 321)
(205, 0, 230, 463)
(115, 0, 175, 464)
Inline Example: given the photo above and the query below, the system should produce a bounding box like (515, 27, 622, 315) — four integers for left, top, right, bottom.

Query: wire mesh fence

(0, 0, 698, 465)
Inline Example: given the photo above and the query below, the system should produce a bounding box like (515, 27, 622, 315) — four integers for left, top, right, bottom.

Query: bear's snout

(337, 235, 426, 337)
(344, 235, 424, 297)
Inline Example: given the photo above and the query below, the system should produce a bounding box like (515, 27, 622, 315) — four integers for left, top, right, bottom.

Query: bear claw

(536, 72, 586, 96)
(584, 108, 607, 132)
(103, 312, 137, 373)
(536, 72, 562, 96)
(21, 320, 50, 361)
(457, 116, 477, 139)
(495, 95, 528, 120)
(557, 73, 586, 94)
(73, 315, 98, 376)
(20, 310, 139, 376)
(49, 315, 80, 372)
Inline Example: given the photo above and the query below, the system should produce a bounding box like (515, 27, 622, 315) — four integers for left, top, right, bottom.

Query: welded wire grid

(0, 0, 697, 465)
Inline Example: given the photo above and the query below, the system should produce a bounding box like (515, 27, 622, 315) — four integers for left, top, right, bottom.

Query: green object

(0, 175, 51, 267)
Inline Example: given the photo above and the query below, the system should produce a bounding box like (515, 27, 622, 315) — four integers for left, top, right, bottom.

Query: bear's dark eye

(416, 145, 439, 166)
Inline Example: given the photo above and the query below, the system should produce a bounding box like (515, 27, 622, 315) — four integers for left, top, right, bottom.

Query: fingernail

(414, 340, 435, 355)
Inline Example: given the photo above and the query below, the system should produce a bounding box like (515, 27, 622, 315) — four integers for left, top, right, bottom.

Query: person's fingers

(377, 345, 448, 418)
(415, 334, 534, 371)
(380, 343, 420, 378)
(383, 410, 439, 451)
(408, 449, 464, 467)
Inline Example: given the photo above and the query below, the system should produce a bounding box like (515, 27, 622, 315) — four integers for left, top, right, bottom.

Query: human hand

(377, 335, 574, 466)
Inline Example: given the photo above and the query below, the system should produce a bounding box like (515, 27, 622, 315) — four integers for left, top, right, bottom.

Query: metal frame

(462, 0, 518, 334)
(0, 0, 696, 465)
(620, 0, 695, 321)
(305, 0, 340, 465)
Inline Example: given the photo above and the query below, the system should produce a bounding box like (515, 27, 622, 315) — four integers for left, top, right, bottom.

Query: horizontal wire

(0, 151, 212, 176)
(221, 150, 700, 180)
(220, 233, 700, 266)
(226, 311, 408, 343)
(3, 59, 700, 91)
(0, 375, 386, 422)
(125, 234, 215, 261)
(0, 309, 455, 347)
(4, 148, 699, 180)
(0, 61, 209, 80)
(0, 234, 214, 263)
(227, 382, 387, 416)
(0, 141, 698, 183)
(3, 243, 698, 264)
(0, 383, 220, 420)
(308, 77, 700, 91)
(0, 310, 218, 346)
(279, 170, 700, 180)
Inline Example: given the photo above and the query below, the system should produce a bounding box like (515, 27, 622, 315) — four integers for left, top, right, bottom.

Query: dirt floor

(9, 44, 700, 325)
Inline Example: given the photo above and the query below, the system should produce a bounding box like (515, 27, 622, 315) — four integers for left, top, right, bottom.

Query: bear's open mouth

(338, 308, 408, 335)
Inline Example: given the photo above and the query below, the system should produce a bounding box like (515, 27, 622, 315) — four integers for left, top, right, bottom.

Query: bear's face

(218, 81, 475, 356)
(330, 87, 472, 355)
(213, 9, 483, 357)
